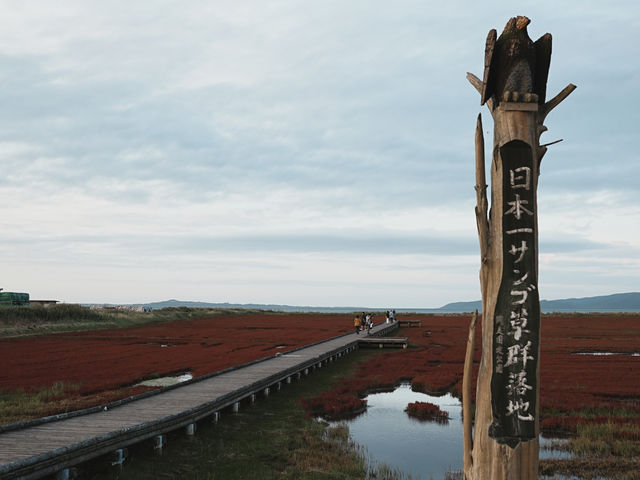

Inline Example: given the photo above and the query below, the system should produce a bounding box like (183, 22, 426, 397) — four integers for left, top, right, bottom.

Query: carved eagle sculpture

(481, 16, 552, 106)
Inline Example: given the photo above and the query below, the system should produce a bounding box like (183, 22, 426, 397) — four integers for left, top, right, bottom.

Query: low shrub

(405, 401, 449, 422)
(301, 392, 366, 419)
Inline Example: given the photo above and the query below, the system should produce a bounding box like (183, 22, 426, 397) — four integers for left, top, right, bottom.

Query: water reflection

(134, 372, 193, 387)
(573, 351, 640, 356)
(540, 436, 574, 460)
(327, 384, 463, 480)
(326, 384, 570, 479)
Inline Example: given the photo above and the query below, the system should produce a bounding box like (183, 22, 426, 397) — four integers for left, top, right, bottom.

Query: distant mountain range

(439, 292, 640, 313)
(141, 292, 640, 313)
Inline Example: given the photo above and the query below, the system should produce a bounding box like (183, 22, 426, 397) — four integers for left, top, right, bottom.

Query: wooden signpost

(462, 16, 575, 480)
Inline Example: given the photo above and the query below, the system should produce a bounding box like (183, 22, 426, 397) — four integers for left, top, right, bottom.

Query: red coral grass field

(0, 312, 353, 423)
(301, 391, 367, 420)
(301, 314, 471, 419)
(297, 313, 640, 478)
(301, 313, 640, 438)
(1, 310, 638, 440)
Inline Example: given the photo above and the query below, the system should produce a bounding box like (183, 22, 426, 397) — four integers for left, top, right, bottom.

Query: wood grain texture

(466, 19, 574, 480)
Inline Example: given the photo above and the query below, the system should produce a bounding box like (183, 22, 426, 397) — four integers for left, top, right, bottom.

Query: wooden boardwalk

(0, 321, 398, 479)
(358, 337, 408, 349)
(398, 319, 422, 327)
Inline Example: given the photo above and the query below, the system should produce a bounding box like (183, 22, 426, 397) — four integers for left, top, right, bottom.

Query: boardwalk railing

(0, 321, 399, 479)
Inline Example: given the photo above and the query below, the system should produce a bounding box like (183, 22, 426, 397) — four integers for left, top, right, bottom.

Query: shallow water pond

(327, 384, 568, 479)
(134, 372, 193, 387)
(327, 384, 463, 479)
(540, 436, 574, 460)
(573, 351, 640, 356)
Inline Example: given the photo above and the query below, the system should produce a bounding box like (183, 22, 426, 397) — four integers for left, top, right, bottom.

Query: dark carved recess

(489, 140, 540, 447)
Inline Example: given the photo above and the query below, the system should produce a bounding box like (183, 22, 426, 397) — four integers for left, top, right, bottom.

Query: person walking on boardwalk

(366, 313, 372, 334)
(354, 314, 361, 334)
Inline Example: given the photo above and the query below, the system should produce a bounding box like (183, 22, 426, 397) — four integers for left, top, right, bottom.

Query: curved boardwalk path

(0, 321, 398, 479)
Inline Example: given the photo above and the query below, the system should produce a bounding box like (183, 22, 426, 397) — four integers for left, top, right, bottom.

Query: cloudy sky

(1, 1, 638, 307)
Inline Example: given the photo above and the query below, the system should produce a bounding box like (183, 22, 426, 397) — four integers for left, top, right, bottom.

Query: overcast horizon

(1, 1, 638, 308)
(103, 291, 640, 312)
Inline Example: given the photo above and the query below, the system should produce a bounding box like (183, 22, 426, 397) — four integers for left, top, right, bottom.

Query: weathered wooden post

(463, 16, 575, 479)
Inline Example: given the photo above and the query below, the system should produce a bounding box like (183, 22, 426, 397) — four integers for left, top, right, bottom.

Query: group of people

(386, 310, 396, 323)
(353, 312, 373, 334)
(353, 309, 397, 335)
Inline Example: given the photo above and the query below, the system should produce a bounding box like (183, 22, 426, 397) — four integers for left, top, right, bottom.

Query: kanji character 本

(510, 167, 531, 190)
(504, 194, 533, 220)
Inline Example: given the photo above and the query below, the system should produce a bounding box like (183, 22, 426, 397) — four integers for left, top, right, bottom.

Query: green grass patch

(0, 305, 270, 338)
(0, 382, 82, 424)
(541, 414, 640, 479)
(540, 457, 640, 480)
(568, 423, 640, 457)
(569, 406, 640, 419)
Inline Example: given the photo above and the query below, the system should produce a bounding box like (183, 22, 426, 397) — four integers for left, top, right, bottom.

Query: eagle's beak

(516, 16, 531, 30)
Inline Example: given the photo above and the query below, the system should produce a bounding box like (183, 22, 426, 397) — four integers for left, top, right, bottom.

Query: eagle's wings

(481, 28, 497, 105)
(534, 33, 552, 104)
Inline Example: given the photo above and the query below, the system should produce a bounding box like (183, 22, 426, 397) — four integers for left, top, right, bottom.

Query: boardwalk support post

(111, 448, 126, 466)
(232, 402, 240, 413)
(186, 423, 196, 436)
(466, 15, 575, 480)
(55, 468, 70, 480)
(154, 435, 165, 451)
